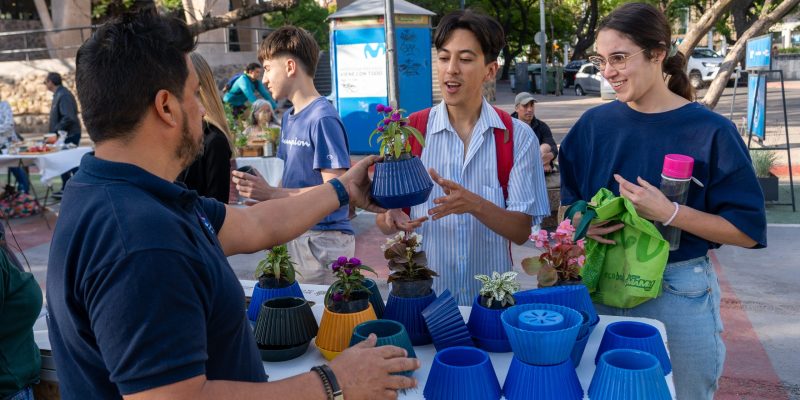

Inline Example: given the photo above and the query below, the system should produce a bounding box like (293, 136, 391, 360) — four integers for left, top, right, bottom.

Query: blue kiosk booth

(327, 0, 435, 154)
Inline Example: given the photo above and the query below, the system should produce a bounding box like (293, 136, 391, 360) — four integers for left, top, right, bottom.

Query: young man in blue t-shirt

(233, 26, 353, 285)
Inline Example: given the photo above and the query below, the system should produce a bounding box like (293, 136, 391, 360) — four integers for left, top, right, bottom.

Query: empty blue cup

(501, 303, 582, 365)
(383, 291, 436, 345)
(422, 289, 474, 351)
(467, 295, 512, 352)
(503, 356, 583, 400)
(589, 349, 670, 400)
(595, 321, 672, 375)
(349, 319, 416, 376)
(423, 346, 501, 400)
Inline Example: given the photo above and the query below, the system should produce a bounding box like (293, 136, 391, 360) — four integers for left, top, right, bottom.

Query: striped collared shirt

(410, 99, 550, 305)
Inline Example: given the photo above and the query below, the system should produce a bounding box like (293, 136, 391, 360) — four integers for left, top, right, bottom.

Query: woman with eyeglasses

(559, 3, 766, 399)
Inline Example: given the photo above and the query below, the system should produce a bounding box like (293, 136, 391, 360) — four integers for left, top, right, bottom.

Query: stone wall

(0, 56, 259, 134)
(774, 54, 800, 80)
(0, 20, 47, 62)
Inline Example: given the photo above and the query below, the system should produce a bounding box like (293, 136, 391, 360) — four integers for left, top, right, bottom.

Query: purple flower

(400, 121, 407, 126)
(331, 263, 341, 272)
(376, 104, 385, 112)
(349, 257, 361, 266)
(391, 113, 401, 122)
(378, 126, 385, 132)
(385, 106, 393, 113)
(344, 268, 353, 276)
(383, 118, 391, 125)
(337, 256, 348, 265)
(332, 292, 344, 302)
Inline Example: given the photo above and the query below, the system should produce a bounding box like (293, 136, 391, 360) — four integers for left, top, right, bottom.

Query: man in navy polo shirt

(46, 13, 417, 400)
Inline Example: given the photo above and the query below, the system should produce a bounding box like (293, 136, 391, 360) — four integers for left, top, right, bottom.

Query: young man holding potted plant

(376, 10, 550, 306)
(46, 13, 418, 400)
(232, 26, 354, 285)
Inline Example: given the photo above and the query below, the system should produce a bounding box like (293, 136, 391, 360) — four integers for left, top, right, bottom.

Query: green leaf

(521, 257, 544, 275)
(409, 127, 425, 148)
(358, 265, 379, 277)
(368, 129, 381, 147)
(538, 265, 559, 287)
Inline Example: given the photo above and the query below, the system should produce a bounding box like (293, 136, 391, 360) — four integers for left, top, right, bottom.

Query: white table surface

(34, 281, 675, 399)
(235, 157, 284, 187)
(0, 147, 92, 183)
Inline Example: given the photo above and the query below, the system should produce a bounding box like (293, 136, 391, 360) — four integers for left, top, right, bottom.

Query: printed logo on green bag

(600, 271, 657, 292)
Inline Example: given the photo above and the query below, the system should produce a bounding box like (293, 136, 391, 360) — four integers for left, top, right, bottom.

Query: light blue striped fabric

(410, 99, 550, 305)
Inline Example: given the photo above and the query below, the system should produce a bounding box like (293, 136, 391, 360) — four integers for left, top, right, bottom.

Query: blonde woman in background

(178, 52, 235, 202)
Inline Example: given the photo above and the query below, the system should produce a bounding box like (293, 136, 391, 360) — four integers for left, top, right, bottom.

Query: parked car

(687, 47, 741, 89)
(573, 63, 616, 100)
(563, 59, 586, 88)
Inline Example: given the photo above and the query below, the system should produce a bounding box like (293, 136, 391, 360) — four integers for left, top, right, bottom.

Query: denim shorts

(594, 256, 725, 400)
(5, 386, 34, 400)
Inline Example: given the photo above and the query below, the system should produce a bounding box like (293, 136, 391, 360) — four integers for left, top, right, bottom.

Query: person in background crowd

(374, 10, 550, 305)
(44, 72, 81, 198)
(46, 12, 416, 400)
(223, 62, 277, 118)
(0, 222, 42, 400)
(233, 26, 354, 285)
(0, 95, 30, 193)
(510, 92, 558, 173)
(177, 52, 236, 203)
(559, 3, 767, 399)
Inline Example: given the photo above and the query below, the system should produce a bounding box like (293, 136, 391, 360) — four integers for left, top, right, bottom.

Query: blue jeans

(5, 386, 34, 400)
(594, 256, 725, 400)
(9, 167, 29, 193)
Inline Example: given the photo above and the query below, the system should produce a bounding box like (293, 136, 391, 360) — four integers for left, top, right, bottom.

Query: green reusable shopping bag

(566, 188, 669, 309)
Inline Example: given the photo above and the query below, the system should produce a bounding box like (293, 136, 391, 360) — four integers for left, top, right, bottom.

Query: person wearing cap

(511, 92, 558, 173)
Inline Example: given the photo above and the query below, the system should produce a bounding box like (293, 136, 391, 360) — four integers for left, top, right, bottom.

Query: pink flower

(577, 255, 586, 266)
(556, 219, 575, 237)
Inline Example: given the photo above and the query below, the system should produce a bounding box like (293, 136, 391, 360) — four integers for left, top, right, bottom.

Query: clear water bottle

(655, 154, 694, 251)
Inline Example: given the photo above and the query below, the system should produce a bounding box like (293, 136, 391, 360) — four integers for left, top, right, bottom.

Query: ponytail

(663, 51, 694, 101)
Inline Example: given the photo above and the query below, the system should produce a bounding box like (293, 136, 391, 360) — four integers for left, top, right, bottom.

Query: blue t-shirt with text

(278, 97, 352, 233)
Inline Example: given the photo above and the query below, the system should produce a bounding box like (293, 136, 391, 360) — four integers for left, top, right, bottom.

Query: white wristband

(663, 202, 680, 226)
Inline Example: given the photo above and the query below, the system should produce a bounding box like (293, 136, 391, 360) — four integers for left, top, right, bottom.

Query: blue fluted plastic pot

(349, 319, 416, 376)
(363, 279, 385, 319)
(247, 280, 304, 322)
(421, 289, 474, 351)
(514, 285, 599, 329)
(383, 291, 436, 345)
(424, 346, 501, 400)
(595, 321, 672, 375)
(501, 303, 582, 365)
(588, 349, 671, 400)
(370, 156, 434, 209)
(570, 330, 591, 367)
(503, 356, 583, 400)
(467, 296, 512, 353)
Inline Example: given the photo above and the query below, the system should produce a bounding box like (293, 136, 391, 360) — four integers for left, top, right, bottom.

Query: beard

(176, 111, 204, 170)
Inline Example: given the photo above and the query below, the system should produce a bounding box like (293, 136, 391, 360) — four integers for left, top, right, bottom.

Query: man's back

(46, 154, 267, 399)
(49, 86, 81, 139)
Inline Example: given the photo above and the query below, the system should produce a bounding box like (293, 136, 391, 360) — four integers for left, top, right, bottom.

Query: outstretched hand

(339, 156, 386, 214)
(381, 209, 428, 233)
(427, 168, 484, 220)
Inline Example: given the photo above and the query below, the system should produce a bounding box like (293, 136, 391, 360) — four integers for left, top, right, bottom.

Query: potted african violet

(368, 104, 434, 209)
(382, 232, 438, 345)
(316, 257, 377, 360)
(247, 244, 303, 321)
(467, 271, 520, 352)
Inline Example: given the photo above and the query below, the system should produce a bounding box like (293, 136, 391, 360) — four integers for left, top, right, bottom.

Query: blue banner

(747, 74, 766, 139)
(746, 35, 772, 71)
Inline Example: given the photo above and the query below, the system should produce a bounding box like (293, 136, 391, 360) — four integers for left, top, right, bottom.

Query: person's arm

(614, 174, 757, 247)
(232, 168, 345, 201)
(0, 102, 14, 135)
(241, 78, 259, 104)
(427, 168, 532, 245)
(255, 81, 278, 110)
(538, 121, 558, 159)
(54, 94, 80, 132)
(124, 336, 418, 400)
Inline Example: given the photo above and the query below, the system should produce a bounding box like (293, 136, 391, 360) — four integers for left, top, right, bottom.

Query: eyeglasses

(588, 48, 647, 71)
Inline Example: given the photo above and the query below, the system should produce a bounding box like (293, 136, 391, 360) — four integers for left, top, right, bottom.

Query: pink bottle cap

(662, 154, 694, 179)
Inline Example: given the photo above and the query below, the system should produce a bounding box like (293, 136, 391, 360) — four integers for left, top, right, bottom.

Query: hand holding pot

(329, 334, 419, 399)
(427, 168, 484, 220)
(340, 156, 386, 214)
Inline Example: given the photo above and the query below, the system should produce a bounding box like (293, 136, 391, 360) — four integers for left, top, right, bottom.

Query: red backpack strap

(402, 108, 432, 215)
(491, 106, 514, 201)
(407, 108, 430, 157)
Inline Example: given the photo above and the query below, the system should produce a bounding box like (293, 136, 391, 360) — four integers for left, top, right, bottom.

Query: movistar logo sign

(364, 43, 386, 58)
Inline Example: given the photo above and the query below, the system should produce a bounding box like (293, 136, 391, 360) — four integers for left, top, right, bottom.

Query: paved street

(10, 79, 800, 399)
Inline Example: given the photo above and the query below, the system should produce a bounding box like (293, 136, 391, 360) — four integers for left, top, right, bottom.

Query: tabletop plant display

(382, 232, 438, 345)
(521, 219, 586, 287)
(467, 271, 521, 353)
(316, 257, 377, 360)
(246, 244, 304, 322)
(368, 104, 434, 208)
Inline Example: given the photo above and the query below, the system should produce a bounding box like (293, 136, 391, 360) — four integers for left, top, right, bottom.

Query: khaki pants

(286, 230, 355, 285)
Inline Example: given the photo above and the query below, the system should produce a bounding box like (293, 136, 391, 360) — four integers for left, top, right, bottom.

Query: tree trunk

(187, 0, 301, 36)
(571, 0, 599, 60)
(32, 0, 57, 58)
(677, 0, 737, 57)
(701, 0, 799, 109)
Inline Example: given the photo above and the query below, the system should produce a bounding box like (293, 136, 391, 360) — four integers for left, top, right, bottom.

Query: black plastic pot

(258, 276, 293, 289)
(758, 174, 779, 202)
(390, 278, 433, 298)
(253, 296, 318, 354)
(479, 295, 512, 310)
(328, 291, 370, 314)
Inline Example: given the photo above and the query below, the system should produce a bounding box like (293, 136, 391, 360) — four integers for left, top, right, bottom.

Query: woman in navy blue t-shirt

(559, 4, 767, 400)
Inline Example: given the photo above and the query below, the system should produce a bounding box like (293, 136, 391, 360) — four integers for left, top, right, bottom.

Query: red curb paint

(770, 165, 800, 180)
(711, 251, 790, 400)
